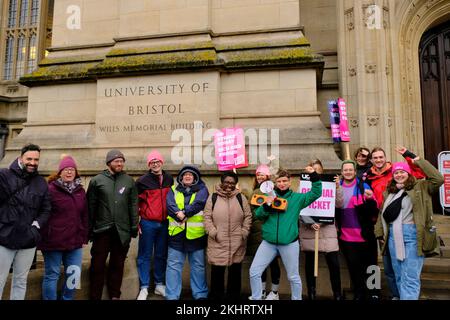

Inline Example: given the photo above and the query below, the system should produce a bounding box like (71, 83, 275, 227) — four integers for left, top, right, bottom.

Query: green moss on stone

(39, 55, 104, 66)
(221, 47, 323, 68)
(20, 62, 98, 84)
(19, 36, 324, 85)
(91, 49, 217, 75)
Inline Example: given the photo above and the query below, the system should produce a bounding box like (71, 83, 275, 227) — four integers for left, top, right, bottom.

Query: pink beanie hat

(58, 156, 77, 173)
(147, 150, 164, 165)
(256, 164, 271, 176)
(392, 162, 411, 175)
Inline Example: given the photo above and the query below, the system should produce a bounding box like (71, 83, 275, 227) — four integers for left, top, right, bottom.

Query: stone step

(420, 288, 450, 300)
(433, 214, 450, 224)
(436, 225, 450, 234)
(439, 233, 450, 241)
(440, 246, 450, 258)
(422, 257, 450, 273)
(421, 273, 450, 290)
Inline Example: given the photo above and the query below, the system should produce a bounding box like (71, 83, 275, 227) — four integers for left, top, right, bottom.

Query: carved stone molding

(362, 4, 389, 29)
(367, 116, 379, 126)
(348, 67, 357, 77)
(387, 118, 392, 127)
(345, 8, 354, 31)
(350, 119, 359, 128)
(383, 6, 389, 29)
(426, 0, 438, 9)
(6, 85, 19, 93)
(365, 64, 377, 73)
(385, 65, 390, 75)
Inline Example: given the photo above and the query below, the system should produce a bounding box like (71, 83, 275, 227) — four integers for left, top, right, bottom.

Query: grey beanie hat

(106, 149, 125, 164)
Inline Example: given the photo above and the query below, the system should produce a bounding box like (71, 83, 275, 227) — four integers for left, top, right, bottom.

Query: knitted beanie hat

(58, 155, 77, 173)
(147, 150, 164, 165)
(256, 164, 271, 177)
(392, 162, 411, 175)
(106, 149, 125, 164)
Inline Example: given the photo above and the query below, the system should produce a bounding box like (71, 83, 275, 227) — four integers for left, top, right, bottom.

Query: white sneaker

(137, 288, 148, 300)
(248, 290, 265, 300)
(154, 284, 166, 297)
(265, 291, 279, 300)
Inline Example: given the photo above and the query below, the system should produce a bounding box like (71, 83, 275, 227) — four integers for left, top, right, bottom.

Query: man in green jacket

(87, 149, 138, 300)
(249, 166, 322, 300)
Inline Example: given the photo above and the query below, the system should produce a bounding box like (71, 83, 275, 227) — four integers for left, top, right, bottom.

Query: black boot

(307, 287, 316, 300)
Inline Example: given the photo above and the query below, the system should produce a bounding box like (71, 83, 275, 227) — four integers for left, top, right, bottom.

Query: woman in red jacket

(38, 156, 88, 300)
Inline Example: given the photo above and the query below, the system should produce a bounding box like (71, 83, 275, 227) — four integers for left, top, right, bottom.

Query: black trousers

(89, 228, 130, 300)
(340, 241, 371, 300)
(209, 263, 242, 300)
(304, 250, 341, 295)
(261, 257, 281, 286)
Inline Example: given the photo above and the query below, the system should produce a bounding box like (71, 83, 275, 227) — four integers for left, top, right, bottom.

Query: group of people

(0, 143, 443, 301)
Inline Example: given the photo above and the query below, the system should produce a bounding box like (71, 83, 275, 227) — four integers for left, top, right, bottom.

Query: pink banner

(214, 127, 248, 171)
(337, 98, 351, 142)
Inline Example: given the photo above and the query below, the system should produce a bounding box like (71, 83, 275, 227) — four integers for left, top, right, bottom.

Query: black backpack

(211, 192, 244, 211)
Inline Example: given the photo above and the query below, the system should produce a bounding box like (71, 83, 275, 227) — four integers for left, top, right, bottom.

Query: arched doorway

(419, 20, 450, 212)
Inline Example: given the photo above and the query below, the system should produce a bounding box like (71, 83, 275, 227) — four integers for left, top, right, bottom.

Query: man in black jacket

(0, 144, 51, 300)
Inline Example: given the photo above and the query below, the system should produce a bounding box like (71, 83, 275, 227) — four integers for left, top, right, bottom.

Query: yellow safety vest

(168, 185, 205, 239)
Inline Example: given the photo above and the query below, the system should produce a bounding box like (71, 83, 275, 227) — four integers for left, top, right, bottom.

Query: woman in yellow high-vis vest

(165, 165, 209, 300)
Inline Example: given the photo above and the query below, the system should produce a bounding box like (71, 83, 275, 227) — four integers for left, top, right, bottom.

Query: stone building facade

(0, 0, 449, 301)
(1, 0, 448, 173)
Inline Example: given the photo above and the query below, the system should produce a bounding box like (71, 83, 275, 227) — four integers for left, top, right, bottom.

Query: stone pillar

(337, 0, 396, 158)
(0, 125, 8, 160)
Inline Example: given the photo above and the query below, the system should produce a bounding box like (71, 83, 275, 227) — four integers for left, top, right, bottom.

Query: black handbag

(382, 192, 407, 224)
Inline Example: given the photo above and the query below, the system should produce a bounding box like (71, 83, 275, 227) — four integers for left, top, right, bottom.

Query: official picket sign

(214, 127, 248, 171)
(438, 151, 450, 213)
(298, 181, 336, 223)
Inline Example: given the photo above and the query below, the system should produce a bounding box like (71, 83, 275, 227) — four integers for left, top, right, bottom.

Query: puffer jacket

(375, 158, 444, 257)
(203, 185, 252, 266)
(256, 173, 322, 245)
(38, 179, 88, 251)
(299, 223, 339, 252)
(0, 159, 51, 249)
(87, 170, 138, 246)
(136, 170, 173, 222)
(166, 165, 209, 252)
(366, 162, 393, 208)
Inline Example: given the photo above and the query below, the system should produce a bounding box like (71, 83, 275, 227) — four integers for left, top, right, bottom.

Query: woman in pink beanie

(38, 155, 88, 300)
(247, 164, 281, 300)
(375, 151, 444, 300)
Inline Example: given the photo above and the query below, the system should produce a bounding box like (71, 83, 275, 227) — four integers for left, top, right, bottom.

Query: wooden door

(419, 21, 450, 212)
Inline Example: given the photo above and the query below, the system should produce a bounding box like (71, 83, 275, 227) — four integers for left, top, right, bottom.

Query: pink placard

(337, 98, 351, 142)
(214, 127, 248, 171)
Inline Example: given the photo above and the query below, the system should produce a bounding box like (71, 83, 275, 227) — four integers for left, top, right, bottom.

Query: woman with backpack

(204, 171, 252, 300)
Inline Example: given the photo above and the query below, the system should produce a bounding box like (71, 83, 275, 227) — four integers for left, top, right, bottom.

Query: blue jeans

(137, 219, 168, 289)
(388, 224, 424, 300)
(165, 247, 208, 300)
(0, 245, 36, 300)
(383, 251, 400, 298)
(250, 240, 302, 300)
(42, 248, 83, 300)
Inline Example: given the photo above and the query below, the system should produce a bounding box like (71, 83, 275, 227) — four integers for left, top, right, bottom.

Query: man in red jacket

(136, 150, 174, 300)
